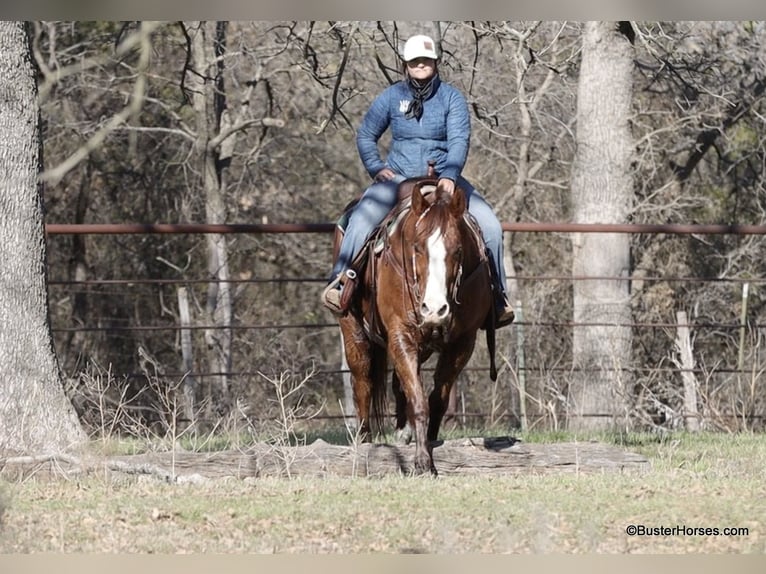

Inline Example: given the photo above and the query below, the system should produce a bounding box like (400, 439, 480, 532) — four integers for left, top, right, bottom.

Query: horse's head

(408, 182, 468, 327)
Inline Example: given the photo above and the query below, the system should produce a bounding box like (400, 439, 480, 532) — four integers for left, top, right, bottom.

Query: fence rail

(45, 221, 766, 235)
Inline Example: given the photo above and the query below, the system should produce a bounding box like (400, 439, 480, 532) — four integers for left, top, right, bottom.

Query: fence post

(177, 286, 197, 430)
(737, 282, 749, 379)
(515, 299, 527, 432)
(675, 310, 699, 431)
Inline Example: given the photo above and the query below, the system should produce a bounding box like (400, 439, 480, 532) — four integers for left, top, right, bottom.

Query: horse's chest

(420, 325, 450, 350)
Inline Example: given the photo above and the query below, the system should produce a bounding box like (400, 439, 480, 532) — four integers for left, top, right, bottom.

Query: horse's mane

(411, 192, 458, 241)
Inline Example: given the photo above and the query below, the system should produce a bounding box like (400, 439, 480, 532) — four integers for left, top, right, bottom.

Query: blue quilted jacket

(356, 76, 470, 182)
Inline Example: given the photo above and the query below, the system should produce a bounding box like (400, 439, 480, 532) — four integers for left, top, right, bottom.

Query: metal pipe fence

(45, 221, 766, 428)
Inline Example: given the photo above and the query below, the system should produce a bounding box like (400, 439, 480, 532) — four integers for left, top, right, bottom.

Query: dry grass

(1, 431, 764, 553)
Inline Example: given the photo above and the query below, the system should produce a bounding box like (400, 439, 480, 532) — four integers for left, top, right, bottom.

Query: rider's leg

(322, 179, 400, 313)
(458, 177, 515, 328)
(329, 180, 399, 280)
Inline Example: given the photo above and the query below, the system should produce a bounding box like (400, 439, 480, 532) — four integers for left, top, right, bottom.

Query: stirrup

(321, 274, 344, 315)
(494, 291, 515, 329)
(495, 304, 515, 329)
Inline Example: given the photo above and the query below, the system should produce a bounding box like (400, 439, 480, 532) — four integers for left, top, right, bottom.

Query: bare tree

(0, 21, 85, 455)
(184, 21, 235, 415)
(184, 21, 289, 417)
(568, 21, 635, 430)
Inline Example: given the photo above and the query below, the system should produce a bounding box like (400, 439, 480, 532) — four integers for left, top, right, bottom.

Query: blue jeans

(330, 175, 508, 294)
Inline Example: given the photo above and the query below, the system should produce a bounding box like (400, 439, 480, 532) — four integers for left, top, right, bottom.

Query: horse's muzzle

(419, 300, 451, 327)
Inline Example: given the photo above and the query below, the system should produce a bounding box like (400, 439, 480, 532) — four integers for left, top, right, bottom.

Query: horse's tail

(369, 343, 389, 438)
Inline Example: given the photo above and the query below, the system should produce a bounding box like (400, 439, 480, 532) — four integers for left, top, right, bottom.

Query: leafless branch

(35, 21, 166, 102)
(39, 22, 159, 186)
(316, 22, 358, 134)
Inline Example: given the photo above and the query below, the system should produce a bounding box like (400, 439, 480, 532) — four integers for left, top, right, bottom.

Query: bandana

(404, 75, 438, 121)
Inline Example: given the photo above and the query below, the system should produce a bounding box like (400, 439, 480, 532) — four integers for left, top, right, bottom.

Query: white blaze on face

(421, 229, 450, 321)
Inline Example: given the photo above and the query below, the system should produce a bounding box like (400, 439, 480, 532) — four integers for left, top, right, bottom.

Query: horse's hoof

(416, 466, 438, 478)
(408, 465, 431, 477)
(412, 455, 436, 477)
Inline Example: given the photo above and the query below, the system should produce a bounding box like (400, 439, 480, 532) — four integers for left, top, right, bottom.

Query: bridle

(393, 203, 465, 325)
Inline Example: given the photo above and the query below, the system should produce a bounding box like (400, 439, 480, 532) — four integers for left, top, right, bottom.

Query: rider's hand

(374, 168, 397, 182)
(437, 177, 456, 195)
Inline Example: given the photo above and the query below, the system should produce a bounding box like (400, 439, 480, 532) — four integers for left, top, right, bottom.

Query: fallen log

(1, 437, 649, 481)
(109, 437, 649, 480)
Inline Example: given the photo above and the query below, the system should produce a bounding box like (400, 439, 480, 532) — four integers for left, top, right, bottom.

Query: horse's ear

(411, 183, 427, 216)
(449, 185, 467, 216)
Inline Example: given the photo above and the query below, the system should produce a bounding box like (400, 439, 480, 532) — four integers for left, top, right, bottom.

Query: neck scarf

(405, 75, 438, 121)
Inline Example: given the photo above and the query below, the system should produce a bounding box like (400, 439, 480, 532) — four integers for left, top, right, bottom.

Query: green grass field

(1, 431, 764, 553)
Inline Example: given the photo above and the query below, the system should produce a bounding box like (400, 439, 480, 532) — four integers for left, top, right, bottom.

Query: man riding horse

(321, 34, 514, 329)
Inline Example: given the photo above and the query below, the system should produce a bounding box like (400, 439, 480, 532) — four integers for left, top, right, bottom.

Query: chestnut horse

(332, 177, 498, 475)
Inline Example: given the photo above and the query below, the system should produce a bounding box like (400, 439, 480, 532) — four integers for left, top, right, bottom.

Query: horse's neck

(461, 213, 488, 266)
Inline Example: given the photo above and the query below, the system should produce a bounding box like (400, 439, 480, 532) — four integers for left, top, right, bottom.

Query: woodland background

(35, 21, 766, 437)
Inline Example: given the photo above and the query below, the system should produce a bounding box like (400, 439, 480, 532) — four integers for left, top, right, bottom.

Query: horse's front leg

(388, 333, 434, 476)
(391, 372, 412, 445)
(428, 334, 478, 442)
(392, 346, 433, 445)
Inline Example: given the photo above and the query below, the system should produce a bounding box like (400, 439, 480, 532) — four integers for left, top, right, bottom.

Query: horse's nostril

(420, 301, 450, 321)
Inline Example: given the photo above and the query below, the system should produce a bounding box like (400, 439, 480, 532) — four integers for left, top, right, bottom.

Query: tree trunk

(0, 21, 85, 455)
(568, 22, 634, 430)
(61, 161, 92, 372)
(188, 21, 233, 413)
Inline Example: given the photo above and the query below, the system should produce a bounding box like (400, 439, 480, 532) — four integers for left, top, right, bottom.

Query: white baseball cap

(401, 34, 439, 62)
